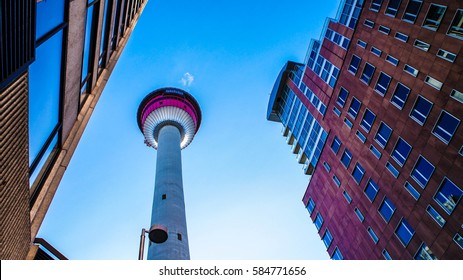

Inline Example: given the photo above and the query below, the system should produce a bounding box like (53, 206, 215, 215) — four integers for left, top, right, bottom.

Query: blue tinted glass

(386, 0, 402, 16)
(349, 55, 361, 73)
(379, 197, 396, 222)
(315, 213, 324, 230)
(411, 156, 434, 188)
(341, 149, 352, 168)
(29, 31, 63, 165)
(405, 181, 420, 200)
(331, 248, 343, 260)
(392, 138, 412, 166)
(323, 230, 333, 248)
(411, 96, 433, 125)
(36, 0, 65, 40)
(348, 98, 361, 119)
(355, 208, 365, 222)
(368, 227, 379, 243)
(331, 136, 341, 154)
(391, 83, 410, 109)
(396, 219, 414, 246)
(383, 249, 392, 260)
(337, 88, 349, 107)
(343, 190, 352, 203)
(375, 123, 392, 147)
(433, 111, 460, 143)
(352, 163, 365, 184)
(82, 5, 95, 82)
(375, 72, 391, 95)
(434, 178, 462, 214)
(365, 179, 379, 201)
(361, 109, 376, 132)
(29, 134, 58, 185)
(307, 198, 315, 215)
(361, 63, 375, 84)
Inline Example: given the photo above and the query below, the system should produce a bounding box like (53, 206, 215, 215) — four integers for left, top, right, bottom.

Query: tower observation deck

(137, 87, 201, 260)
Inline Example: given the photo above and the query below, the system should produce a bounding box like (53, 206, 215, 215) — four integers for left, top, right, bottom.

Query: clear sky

(38, 0, 340, 260)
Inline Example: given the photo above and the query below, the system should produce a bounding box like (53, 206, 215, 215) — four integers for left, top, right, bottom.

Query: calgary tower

(137, 87, 201, 260)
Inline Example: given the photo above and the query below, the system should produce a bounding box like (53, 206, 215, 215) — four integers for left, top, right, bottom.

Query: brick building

(267, 0, 462, 259)
(0, 0, 147, 259)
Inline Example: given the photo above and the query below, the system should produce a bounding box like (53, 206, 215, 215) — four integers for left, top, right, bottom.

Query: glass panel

(343, 190, 352, 203)
(424, 76, 443, 90)
(341, 149, 352, 168)
(405, 181, 420, 200)
(414, 243, 437, 260)
(447, 9, 463, 40)
(361, 63, 375, 84)
(382, 249, 392, 260)
(307, 198, 315, 215)
(36, 0, 65, 40)
(454, 234, 463, 249)
(352, 163, 365, 184)
(386, 55, 399, 66)
(375, 72, 391, 96)
(395, 219, 415, 246)
(411, 155, 435, 188)
(314, 213, 324, 231)
(402, 0, 422, 23)
(391, 83, 411, 109)
(450, 89, 463, 103)
(322, 229, 333, 249)
(355, 208, 365, 222)
(432, 111, 460, 144)
(433, 178, 463, 214)
(426, 205, 446, 227)
(385, 0, 402, 17)
(349, 55, 361, 74)
(395, 32, 409, 42)
(331, 136, 342, 154)
(423, 4, 447, 31)
(370, 145, 382, 159)
(361, 109, 376, 132)
(337, 88, 349, 107)
(391, 138, 412, 166)
(368, 227, 379, 243)
(404, 64, 418, 76)
(437, 49, 457, 62)
(371, 0, 383, 12)
(375, 122, 392, 148)
(410, 96, 433, 125)
(414, 39, 430, 51)
(348, 98, 361, 119)
(82, 5, 95, 90)
(379, 197, 396, 222)
(365, 179, 379, 202)
(379, 25, 391, 34)
(331, 248, 343, 260)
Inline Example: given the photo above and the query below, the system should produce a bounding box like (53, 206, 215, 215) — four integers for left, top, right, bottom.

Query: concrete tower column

(148, 124, 189, 260)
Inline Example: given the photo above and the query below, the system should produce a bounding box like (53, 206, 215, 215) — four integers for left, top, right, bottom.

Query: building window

(355, 208, 365, 222)
(423, 4, 447, 31)
(36, 0, 65, 40)
(360, 63, 375, 85)
(81, 3, 99, 99)
(402, 0, 423, 23)
(385, 0, 402, 17)
(344, 118, 354, 129)
(352, 162, 365, 184)
(432, 110, 460, 144)
(410, 95, 433, 125)
(391, 83, 411, 109)
(370, 145, 382, 159)
(365, 179, 380, 202)
(379, 197, 396, 222)
(391, 137, 412, 166)
(331, 247, 343, 260)
(375, 122, 393, 148)
(411, 155, 435, 188)
(403, 64, 418, 76)
(414, 243, 437, 260)
(333, 107, 341, 117)
(447, 9, 463, 40)
(347, 97, 361, 119)
(424, 76, 443, 90)
(371, 46, 382, 57)
(307, 198, 315, 215)
(395, 218, 415, 246)
(386, 55, 399, 66)
(382, 249, 392, 260)
(433, 177, 463, 214)
(357, 39, 367, 48)
(360, 109, 376, 133)
(343, 190, 352, 204)
(333, 175, 341, 187)
(341, 149, 353, 169)
(374, 72, 392, 96)
(405, 181, 420, 200)
(450, 89, 463, 103)
(395, 32, 409, 42)
(371, 0, 383, 12)
(322, 229, 333, 249)
(337, 87, 349, 107)
(378, 25, 391, 34)
(348, 55, 361, 74)
(323, 162, 331, 172)
(331, 136, 342, 154)
(314, 213, 324, 231)
(413, 39, 430, 52)
(426, 205, 446, 227)
(368, 227, 379, 243)
(437, 49, 457, 62)
(356, 130, 367, 143)
(454, 234, 463, 250)
(364, 19, 375, 28)
(386, 162, 400, 178)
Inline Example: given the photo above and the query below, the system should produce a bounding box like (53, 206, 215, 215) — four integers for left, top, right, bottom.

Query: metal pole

(138, 228, 146, 260)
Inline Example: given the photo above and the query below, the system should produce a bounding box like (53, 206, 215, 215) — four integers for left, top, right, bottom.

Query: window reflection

(36, 0, 65, 40)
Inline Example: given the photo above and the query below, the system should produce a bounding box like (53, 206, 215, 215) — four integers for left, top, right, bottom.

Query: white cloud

(180, 72, 194, 87)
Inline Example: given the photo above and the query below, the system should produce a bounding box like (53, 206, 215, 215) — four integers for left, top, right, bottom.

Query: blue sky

(38, 0, 340, 259)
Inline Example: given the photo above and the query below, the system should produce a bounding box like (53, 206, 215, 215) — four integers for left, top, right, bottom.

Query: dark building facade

(268, 0, 463, 259)
(0, 0, 147, 259)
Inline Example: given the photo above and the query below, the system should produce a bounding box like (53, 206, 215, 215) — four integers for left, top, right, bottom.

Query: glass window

(307, 198, 315, 215)
(375, 72, 392, 96)
(341, 148, 353, 169)
(402, 0, 423, 23)
(356, 130, 367, 143)
(333, 175, 341, 187)
(437, 49, 457, 62)
(426, 205, 446, 227)
(364, 19, 375, 28)
(352, 162, 365, 184)
(333, 107, 341, 117)
(331, 136, 342, 154)
(337, 87, 349, 107)
(447, 9, 463, 40)
(395, 218, 415, 246)
(348, 97, 361, 119)
(383, 249, 392, 260)
(371, 0, 383, 12)
(379, 25, 391, 34)
(360, 63, 375, 85)
(454, 233, 463, 250)
(314, 212, 324, 231)
(355, 208, 365, 222)
(375, 122, 392, 148)
(385, 0, 402, 17)
(322, 229, 333, 249)
(81, 5, 96, 96)
(423, 4, 447, 31)
(386, 55, 399, 66)
(368, 227, 379, 243)
(410, 95, 433, 125)
(450, 89, 463, 103)
(36, 0, 65, 40)
(343, 190, 352, 204)
(432, 111, 460, 144)
(371, 46, 382, 57)
(323, 162, 331, 172)
(411, 155, 435, 188)
(331, 247, 343, 260)
(365, 179, 380, 202)
(344, 118, 354, 129)
(405, 181, 420, 200)
(386, 162, 400, 178)
(395, 32, 409, 42)
(414, 243, 437, 260)
(391, 83, 411, 109)
(433, 178, 463, 214)
(414, 39, 430, 51)
(348, 55, 361, 74)
(404, 64, 418, 76)
(370, 145, 382, 159)
(424, 76, 443, 90)
(357, 39, 367, 48)
(379, 197, 396, 222)
(391, 138, 412, 166)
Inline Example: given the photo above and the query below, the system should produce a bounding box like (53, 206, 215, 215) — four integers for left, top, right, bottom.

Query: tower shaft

(147, 124, 190, 260)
